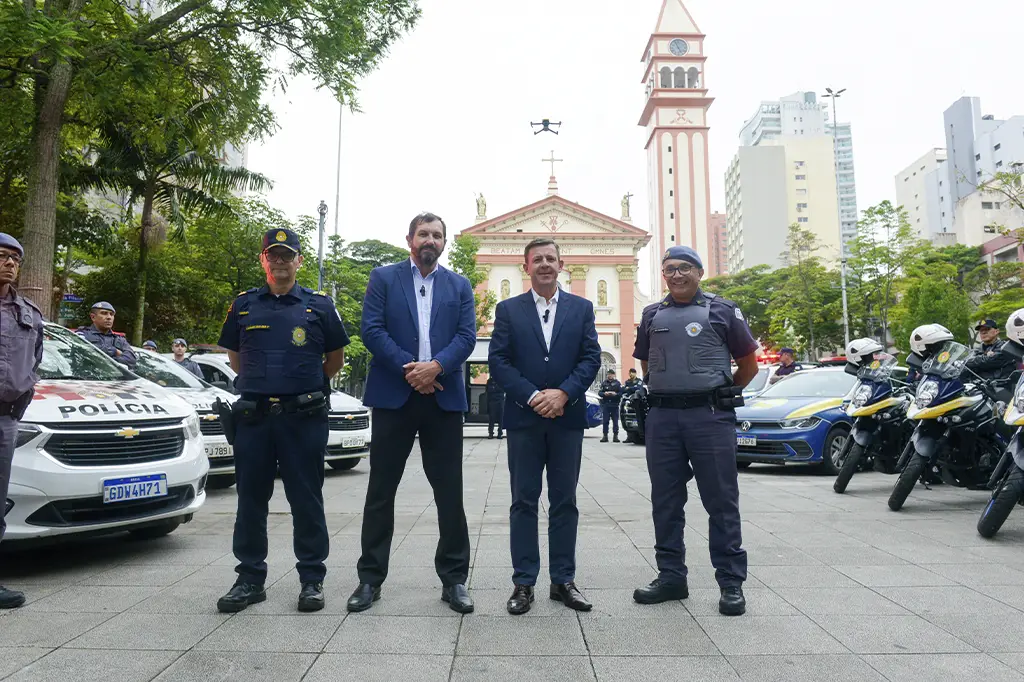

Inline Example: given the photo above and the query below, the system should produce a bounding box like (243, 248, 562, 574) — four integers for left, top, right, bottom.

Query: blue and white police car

(735, 367, 858, 473)
(5, 324, 208, 543)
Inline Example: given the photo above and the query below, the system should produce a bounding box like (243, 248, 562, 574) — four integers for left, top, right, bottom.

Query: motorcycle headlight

(1014, 382, 1024, 413)
(852, 385, 873, 407)
(184, 413, 201, 440)
(780, 416, 821, 429)
(915, 380, 940, 409)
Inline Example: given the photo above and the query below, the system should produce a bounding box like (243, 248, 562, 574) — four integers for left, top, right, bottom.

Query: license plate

(737, 436, 757, 447)
(342, 435, 365, 449)
(204, 444, 232, 459)
(103, 474, 168, 504)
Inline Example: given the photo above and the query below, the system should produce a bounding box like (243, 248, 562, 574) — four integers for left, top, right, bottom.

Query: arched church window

(672, 67, 686, 89)
(659, 67, 672, 88)
(687, 67, 700, 89)
(500, 279, 510, 300)
(597, 280, 608, 307)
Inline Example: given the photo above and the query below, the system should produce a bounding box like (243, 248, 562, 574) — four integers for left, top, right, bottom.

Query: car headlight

(184, 413, 201, 440)
(915, 380, 940, 409)
(15, 425, 40, 448)
(1014, 381, 1024, 413)
(780, 416, 821, 429)
(852, 385, 873, 407)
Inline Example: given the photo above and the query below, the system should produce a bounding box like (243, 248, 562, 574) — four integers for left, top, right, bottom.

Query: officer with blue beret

(769, 347, 803, 385)
(631, 245, 760, 616)
(170, 338, 202, 378)
(0, 234, 43, 609)
(77, 301, 137, 369)
(215, 227, 349, 614)
(142, 340, 158, 352)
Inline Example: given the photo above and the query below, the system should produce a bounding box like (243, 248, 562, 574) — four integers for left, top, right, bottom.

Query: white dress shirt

(528, 287, 560, 405)
(411, 259, 438, 362)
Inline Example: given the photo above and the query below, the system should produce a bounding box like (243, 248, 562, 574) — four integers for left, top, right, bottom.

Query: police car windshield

(745, 367, 770, 393)
(133, 351, 209, 390)
(758, 370, 857, 398)
(38, 325, 133, 381)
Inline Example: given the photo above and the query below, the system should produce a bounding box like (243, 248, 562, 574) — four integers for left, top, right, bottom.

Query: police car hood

(737, 395, 847, 422)
(331, 391, 365, 412)
(162, 386, 236, 412)
(25, 379, 195, 423)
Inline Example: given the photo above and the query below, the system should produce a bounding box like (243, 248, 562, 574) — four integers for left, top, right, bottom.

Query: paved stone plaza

(2, 432, 1024, 681)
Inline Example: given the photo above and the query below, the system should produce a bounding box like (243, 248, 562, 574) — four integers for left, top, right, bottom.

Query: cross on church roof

(541, 150, 563, 177)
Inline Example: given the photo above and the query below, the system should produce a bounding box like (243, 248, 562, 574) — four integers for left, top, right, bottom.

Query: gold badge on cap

(292, 326, 307, 346)
(276, 231, 287, 242)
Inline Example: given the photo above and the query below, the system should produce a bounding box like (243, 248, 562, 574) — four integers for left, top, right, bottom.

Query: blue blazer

(488, 290, 601, 431)
(361, 261, 477, 412)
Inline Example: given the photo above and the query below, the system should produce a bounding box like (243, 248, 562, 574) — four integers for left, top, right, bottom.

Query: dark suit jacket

(361, 261, 477, 412)
(488, 290, 601, 430)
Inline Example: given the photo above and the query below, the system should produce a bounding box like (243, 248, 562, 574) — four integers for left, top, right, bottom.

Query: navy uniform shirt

(77, 325, 137, 369)
(173, 357, 203, 378)
(634, 290, 759, 365)
(0, 288, 44, 403)
(774, 361, 803, 378)
(218, 284, 349, 396)
(599, 378, 623, 404)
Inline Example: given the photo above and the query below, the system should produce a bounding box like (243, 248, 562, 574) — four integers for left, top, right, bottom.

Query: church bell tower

(639, 0, 714, 297)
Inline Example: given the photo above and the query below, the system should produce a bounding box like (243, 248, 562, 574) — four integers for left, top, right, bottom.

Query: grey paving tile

(326, 615, 459, 655)
(774, 587, 909, 615)
(592, 656, 738, 681)
(833, 564, 955, 587)
(453, 656, 596, 682)
(863, 653, 1024, 681)
(67, 613, 228, 650)
(3, 648, 182, 682)
(927, 613, 1024, 652)
(797, 545, 906, 565)
(976, 585, 1024, 612)
(153, 652, 316, 681)
(578, 588, 689, 618)
(0, 612, 113, 647)
(304, 654, 452, 682)
(127, 581, 232, 615)
(927, 563, 1024, 587)
(682, 588, 800, 617)
(457, 615, 587, 656)
(24, 585, 162, 613)
(877, 586, 1022, 616)
(78, 564, 200, 587)
(0, 647, 54, 680)
(994, 653, 1024, 673)
(581, 616, 718, 656)
(696, 615, 847, 655)
(725, 654, 889, 681)
(195, 614, 342, 653)
(748, 565, 859, 589)
(745, 545, 822, 566)
(811, 614, 976, 654)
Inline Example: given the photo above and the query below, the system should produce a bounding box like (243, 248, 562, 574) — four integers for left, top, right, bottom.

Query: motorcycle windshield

(922, 341, 972, 380)
(858, 354, 898, 382)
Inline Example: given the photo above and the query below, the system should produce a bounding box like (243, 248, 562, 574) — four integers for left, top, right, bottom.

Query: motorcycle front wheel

(833, 443, 864, 494)
(889, 453, 927, 511)
(977, 467, 1024, 538)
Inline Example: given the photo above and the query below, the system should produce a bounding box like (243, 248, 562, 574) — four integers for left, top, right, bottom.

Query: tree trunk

(133, 193, 154, 346)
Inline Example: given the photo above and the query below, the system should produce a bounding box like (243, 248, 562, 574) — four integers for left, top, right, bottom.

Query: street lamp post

(332, 102, 342, 301)
(317, 200, 327, 291)
(823, 86, 851, 350)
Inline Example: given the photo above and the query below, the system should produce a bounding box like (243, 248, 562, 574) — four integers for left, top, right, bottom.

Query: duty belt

(246, 392, 326, 415)
(647, 393, 713, 410)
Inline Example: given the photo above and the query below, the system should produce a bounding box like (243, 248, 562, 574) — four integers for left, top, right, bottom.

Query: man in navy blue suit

(488, 237, 601, 615)
(347, 212, 477, 615)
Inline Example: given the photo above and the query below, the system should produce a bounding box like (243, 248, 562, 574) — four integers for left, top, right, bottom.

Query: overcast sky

(247, 0, 1024, 290)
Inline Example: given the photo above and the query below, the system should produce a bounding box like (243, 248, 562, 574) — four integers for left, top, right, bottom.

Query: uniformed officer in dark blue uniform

(77, 301, 137, 369)
(769, 347, 802, 385)
(632, 246, 760, 616)
(486, 376, 505, 439)
(215, 228, 350, 614)
(598, 369, 623, 443)
(0, 234, 43, 609)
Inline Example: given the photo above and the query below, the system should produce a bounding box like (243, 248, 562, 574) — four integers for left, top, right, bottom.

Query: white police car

(132, 349, 237, 488)
(5, 324, 208, 543)
(182, 351, 370, 470)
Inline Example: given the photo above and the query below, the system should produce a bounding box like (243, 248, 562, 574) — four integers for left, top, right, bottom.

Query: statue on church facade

(475, 193, 487, 218)
(500, 279, 510, 300)
(621, 193, 632, 221)
(598, 280, 608, 307)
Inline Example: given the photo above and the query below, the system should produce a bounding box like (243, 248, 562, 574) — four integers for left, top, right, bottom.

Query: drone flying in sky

(531, 119, 561, 135)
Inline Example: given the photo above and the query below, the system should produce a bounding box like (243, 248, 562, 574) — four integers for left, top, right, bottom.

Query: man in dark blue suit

(347, 212, 477, 614)
(488, 237, 601, 615)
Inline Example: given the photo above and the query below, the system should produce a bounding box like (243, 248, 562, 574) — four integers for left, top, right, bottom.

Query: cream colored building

(894, 148, 953, 240)
(954, 189, 1024, 248)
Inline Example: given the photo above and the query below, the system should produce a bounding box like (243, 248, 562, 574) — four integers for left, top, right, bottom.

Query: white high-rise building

(894, 148, 953, 240)
(737, 91, 858, 253)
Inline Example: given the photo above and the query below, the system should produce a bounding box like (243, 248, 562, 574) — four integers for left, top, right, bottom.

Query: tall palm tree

(80, 100, 271, 344)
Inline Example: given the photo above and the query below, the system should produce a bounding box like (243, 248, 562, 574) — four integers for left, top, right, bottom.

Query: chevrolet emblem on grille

(202, 414, 218, 421)
(115, 427, 140, 439)
(344, 415, 354, 420)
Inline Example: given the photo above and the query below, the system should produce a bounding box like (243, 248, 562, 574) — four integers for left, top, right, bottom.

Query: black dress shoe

(441, 584, 474, 614)
(298, 582, 325, 612)
(217, 582, 266, 613)
(633, 578, 688, 604)
(506, 584, 534, 615)
(346, 583, 380, 613)
(613, 435, 620, 443)
(600, 436, 609, 443)
(0, 586, 25, 609)
(719, 586, 746, 616)
(488, 434, 494, 439)
(550, 582, 592, 611)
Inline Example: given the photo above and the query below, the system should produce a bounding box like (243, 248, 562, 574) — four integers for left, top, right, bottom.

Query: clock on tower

(638, 0, 715, 298)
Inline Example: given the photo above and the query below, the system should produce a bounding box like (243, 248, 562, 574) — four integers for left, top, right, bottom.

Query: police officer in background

(632, 246, 759, 617)
(0, 234, 44, 609)
(170, 338, 202, 378)
(623, 368, 643, 396)
(966, 319, 1016, 382)
(216, 228, 349, 614)
(142, 340, 158, 352)
(599, 369, 623, 443)
(769, 347, 802, 385)
(77, 301, 137, 369)
(486, 375, 505, 439)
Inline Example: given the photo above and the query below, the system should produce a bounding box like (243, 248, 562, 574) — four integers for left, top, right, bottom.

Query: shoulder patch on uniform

(314, 290, 328, 297)
(735, 308, 744, 320)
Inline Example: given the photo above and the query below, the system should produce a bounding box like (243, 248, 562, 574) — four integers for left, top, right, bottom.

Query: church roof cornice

(458, 195, 651, 244)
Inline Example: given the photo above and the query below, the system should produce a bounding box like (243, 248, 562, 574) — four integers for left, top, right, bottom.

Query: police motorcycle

(977, 309, 1024, 538)
(622, 381, 649, 445)
(888, 324, 1012, 512)
(832, 338, 914, 494)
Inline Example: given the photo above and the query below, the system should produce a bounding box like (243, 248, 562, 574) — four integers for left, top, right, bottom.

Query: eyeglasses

(263, 249, 297, 263)
(662, 264, 695, 277)
(0, 253, 22, 265)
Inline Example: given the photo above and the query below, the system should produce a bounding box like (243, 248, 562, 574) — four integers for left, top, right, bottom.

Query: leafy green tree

(345, 239, 408, 269)
(890, 263, 972, 348)
(703, 265, 779, 347)
(448, 234, 494, 330)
